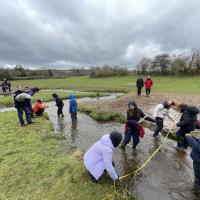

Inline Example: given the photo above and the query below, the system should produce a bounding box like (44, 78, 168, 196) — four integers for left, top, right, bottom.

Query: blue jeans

(17, 106, 32, 125)
(123, 128, 140, 146)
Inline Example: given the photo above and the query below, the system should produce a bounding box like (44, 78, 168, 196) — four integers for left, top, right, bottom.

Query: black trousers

(153, 117, 163, 137)
(137, 87, 142, 96)
(71, 112, 77, 121)
(35, 109, 44, 116)
(194, 161, 200, 186)
(146, 88, 151, 96)
(57, 106, 64, 117)
(176, 128, 189, 148)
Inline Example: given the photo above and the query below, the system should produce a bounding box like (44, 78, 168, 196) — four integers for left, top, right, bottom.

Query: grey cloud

(0, 0, 199, 69)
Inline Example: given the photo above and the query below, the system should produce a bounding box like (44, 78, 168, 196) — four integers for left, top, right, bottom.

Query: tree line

(137, 48, 200, 75)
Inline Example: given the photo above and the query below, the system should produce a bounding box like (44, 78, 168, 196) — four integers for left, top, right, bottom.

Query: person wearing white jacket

(153, 99, 174, 138)
(84, 132, 122, 182)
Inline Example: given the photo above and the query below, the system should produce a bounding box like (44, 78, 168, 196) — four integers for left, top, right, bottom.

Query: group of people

(84, 99, 200, 188)
(13, 85, 78, 127)
(136, 75, 153, 96)
(0, 79, 11, 93)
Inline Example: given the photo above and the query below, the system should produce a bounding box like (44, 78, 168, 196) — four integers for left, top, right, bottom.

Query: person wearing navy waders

(185, 134, 200, 187)
(176, 104, 199, 149)
(136, 77, 144, 96)
(13, 85, 32, 127)
(52, 93, 64, 117)
(121, 101, 155, 149)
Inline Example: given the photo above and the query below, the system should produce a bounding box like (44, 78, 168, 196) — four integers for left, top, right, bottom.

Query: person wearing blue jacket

(69, 94, 78, 121)
(185, 134, 200, 187)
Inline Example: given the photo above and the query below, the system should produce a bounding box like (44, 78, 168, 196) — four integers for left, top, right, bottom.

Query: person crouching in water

(84, 132, 122, 182)
(32, 99, 48, 116)
(121, 101, 155, 149)
(69, 94, 78, 121)
(153, 99, 175, 138)
(185, 134, 200, 187)
(52, 93, 64, 117)
(176, 104, 199, 149)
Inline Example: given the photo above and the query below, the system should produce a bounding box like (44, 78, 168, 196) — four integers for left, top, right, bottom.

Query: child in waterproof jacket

(84, 132, 122, 182)
(121, 101, 155, 149)
(176, 104, 199, 149)
(185, 134, 200, 186)
(144, 75, 153, 96)
(13, 85, 32, 126)
(153, 99, 175, 138)
(69, 94, 78, 120)
(32, 99, 48, 116)
(52, 93, 64, 117)
(136, 77, 144, 96)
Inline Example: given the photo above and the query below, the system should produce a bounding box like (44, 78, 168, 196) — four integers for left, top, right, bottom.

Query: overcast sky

(0, 0, 199, 69)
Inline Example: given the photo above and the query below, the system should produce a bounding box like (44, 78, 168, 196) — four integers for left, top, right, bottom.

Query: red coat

(144, 78, 153, 89)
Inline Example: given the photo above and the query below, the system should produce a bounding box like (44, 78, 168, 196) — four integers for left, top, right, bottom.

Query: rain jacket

(153, 102, 170, 119)
(136, 78, 144, 88)
(32, 102, 47, 113)
(186, 135, 200, 164)
(69, 94, 77, 113)
(84, 134, 118, 180)
(177, 106, 199, 132)
(144, 78, 153, 89)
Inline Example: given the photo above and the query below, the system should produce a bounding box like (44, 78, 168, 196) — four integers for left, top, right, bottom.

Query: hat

(110, 131, 122, 148)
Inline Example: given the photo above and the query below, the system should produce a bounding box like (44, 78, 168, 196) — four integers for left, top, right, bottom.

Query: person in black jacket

(13, 85, 32, 126)
(176, 104, 199, 149)
(121, 101, 155, 149)
(52, 93, 64, 117)
(136, 77, 144, 96)
(185, 134, 200, 187)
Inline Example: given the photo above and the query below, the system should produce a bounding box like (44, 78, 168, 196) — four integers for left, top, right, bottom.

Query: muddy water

(46, 96, 200, 200)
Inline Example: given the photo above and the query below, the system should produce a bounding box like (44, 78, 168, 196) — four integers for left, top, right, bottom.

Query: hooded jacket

(136, 78, 144, 88)
(69, 94, 78, 113)
(144, 78, 153, 89)
(177, 106, 199, 131)
(186, 135, 200, 164)
(153, 102, 170, 119)
(84, 134, 118, 180)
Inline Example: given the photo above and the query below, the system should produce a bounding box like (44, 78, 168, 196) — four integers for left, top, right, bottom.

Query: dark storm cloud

(0, 0, 199, 69)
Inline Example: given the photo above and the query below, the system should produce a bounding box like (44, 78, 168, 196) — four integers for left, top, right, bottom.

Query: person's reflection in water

(70, 120, 78, 143)
(57, 117, 65, 132)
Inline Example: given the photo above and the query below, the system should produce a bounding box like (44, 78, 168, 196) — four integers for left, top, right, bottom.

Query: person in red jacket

(32, 99, 48, 116)
(144, 75, 153, 96)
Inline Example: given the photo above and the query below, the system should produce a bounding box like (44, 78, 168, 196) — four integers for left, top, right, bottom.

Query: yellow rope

(102, 130, 171, 200)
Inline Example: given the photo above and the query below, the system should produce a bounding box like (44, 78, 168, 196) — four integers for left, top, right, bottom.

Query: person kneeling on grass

(121, 101, 155, 149)
(84, 132, 122, 183)
(32, 99, 48, 116)
(153, 99, 175, 138)
(185, 134, 200, 187)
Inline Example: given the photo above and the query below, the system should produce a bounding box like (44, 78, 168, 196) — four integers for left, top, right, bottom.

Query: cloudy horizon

(0, 0, 199, 69)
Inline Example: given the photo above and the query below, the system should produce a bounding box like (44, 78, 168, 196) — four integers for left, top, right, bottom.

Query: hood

(128, 101, 138, 109)
(184, 106, 200, 115)
(163, 101, 170, 109)
(52, 93, 58, 98)
(100, 134, 114, 149)
(69, 94, 75, 100)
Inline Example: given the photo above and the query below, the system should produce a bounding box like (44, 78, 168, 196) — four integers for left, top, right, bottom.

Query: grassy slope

(9, 75, 200, 94)
(0, 91, 108, 108)
(0, 112, 128, 200)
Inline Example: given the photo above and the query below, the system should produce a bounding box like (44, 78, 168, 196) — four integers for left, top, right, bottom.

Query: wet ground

(1, 94, 200, 199)
(46, 96, 200, 200)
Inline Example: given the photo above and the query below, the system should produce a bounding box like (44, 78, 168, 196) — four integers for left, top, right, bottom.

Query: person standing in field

(144, 75, 153, 96)
(52, 93, 64, 117)
(13, 85, 32, 126)
(176, 104, 199, 150)
(136, 77, 144, 96)
(153, 99, 175, 138)
(69, 94, 78, 121)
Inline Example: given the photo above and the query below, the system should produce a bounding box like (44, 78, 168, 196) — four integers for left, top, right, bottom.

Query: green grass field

(0, 112, 130, 200)
(8, 75, 200, 94)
